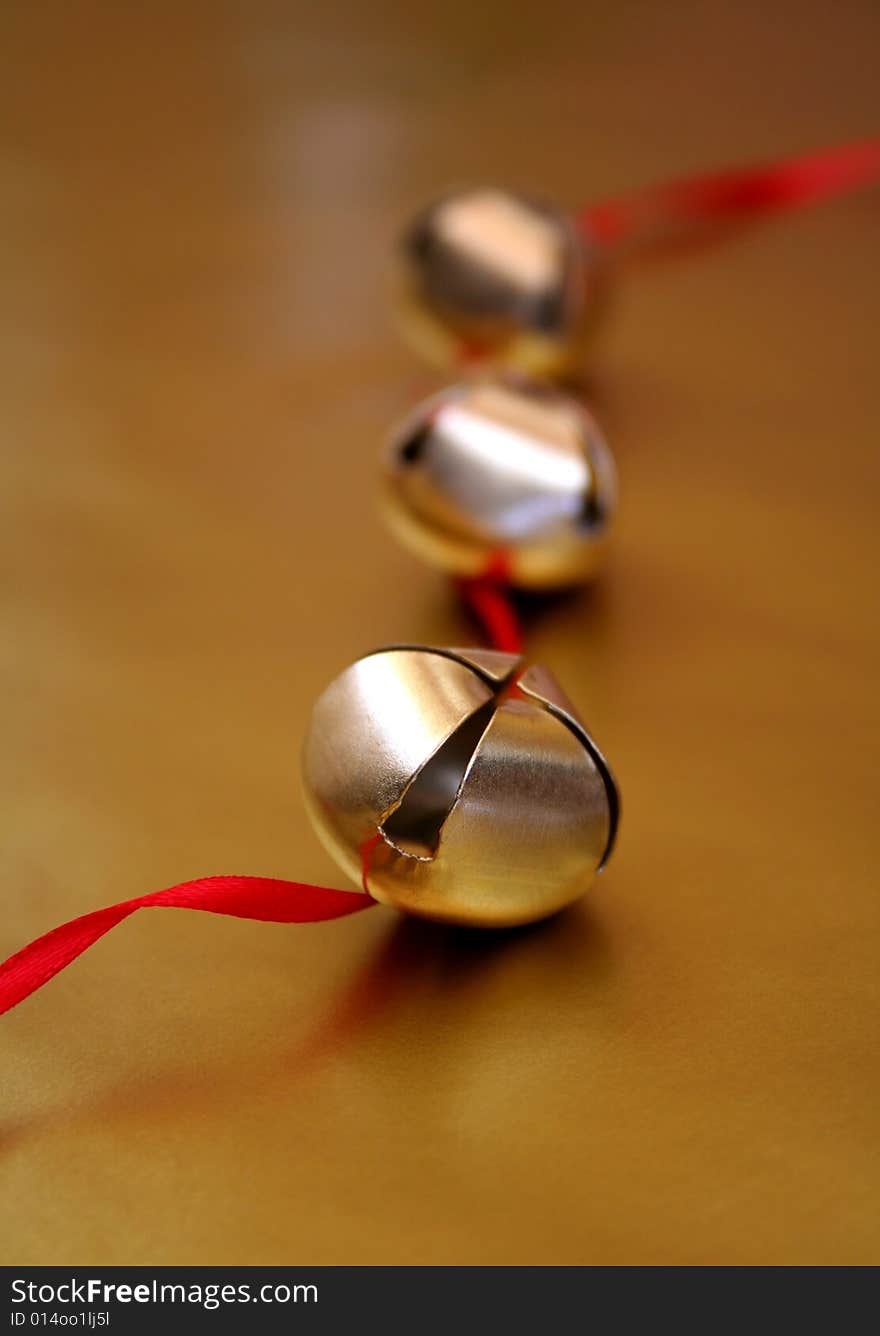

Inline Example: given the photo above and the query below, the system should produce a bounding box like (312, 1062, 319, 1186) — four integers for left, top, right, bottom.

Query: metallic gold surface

(382, 377, 616, 586)
(397, 186, 602, 376)
(302, 647, 616, 926)
(2, 0, 879, 1267)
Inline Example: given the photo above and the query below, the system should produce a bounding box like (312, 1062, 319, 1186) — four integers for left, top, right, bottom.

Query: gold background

(2, 0, 878, 1265)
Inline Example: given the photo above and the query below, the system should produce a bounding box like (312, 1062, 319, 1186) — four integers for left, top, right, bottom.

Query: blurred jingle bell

(302, 645, 619, 928)
(380, 376, 617, 589)
(396, 186, 603, 377)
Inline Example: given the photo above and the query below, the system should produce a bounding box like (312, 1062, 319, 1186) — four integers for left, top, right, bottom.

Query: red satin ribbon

(581, 136, 880, 247)
(0, 876, 372, 1017)
(456, 553, 523, 654)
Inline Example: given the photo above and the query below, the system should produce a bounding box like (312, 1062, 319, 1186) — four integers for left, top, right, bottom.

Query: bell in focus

(302, 646, 619, 928)
(381, 376, 616, 589)
(396, 186, 603, 378)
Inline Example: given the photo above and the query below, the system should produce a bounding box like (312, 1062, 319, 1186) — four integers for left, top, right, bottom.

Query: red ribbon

(456, 553, 523, 654)
(582, 136, 880, 247)
(0, 876, 372, 1017)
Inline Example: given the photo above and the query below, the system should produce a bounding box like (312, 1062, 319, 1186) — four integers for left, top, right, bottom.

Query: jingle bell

(396, 186, 603, 377)
(380, 376, 616, 589)
(302, 645, 619, 928)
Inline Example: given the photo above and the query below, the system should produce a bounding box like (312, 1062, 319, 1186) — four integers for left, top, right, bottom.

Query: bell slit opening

(380, 698, 497, 859)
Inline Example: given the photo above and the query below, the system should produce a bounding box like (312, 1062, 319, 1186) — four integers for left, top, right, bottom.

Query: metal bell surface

(380, 376, 617, 589)
(396, 186, 603, 378)
(302, 646, 619, 928)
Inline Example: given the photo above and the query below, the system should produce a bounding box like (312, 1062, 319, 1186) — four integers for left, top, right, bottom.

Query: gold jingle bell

(396, 186, 603, 378)
(380, 376, 616, 589)
(302, 645, 619, 928)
